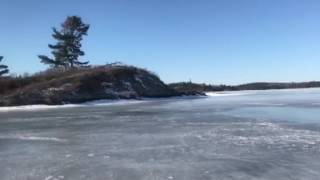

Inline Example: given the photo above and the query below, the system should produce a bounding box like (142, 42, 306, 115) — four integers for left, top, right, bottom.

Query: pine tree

(39, 16, 90, 68)
(0, 56, 9, 76)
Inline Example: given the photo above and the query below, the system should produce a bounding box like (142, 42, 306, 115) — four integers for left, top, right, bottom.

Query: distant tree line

(169, 81, 320, 92)
(235, 82, 320, 90)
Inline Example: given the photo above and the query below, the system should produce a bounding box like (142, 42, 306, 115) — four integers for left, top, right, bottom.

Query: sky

(0, 0, 320, 85)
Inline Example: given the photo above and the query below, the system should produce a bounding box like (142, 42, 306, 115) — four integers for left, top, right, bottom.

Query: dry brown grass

(0, 65, 158, 96)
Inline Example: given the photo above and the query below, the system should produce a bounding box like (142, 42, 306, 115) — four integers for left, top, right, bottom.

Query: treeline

(169, 81, 320, 92)
(169, 82, 236, 92)
(236, 82, 320, 90)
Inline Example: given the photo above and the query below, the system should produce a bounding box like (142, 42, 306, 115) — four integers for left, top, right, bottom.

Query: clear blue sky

(0, 0, 319, 84)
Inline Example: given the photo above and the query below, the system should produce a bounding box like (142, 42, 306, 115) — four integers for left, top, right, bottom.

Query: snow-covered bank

(205, 91, 250, 97)
(0, 95, 207, 112)
(0, 134, 67, 142)
(0, 104, 79, 112)
(2, 88, 319, 112)
(0, 99, 145, 112)
(205, 87, 320, 97)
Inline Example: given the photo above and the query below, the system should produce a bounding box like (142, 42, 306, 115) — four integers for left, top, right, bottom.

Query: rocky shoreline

(0, 65, 204, 107)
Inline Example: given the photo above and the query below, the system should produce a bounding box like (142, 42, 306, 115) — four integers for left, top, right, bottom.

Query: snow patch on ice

(0, 99, 146, 112)
(45, 176, 53, 180)
(104, 155, 111, 159)
(0, 135, 66, 142)
(44, 175, 64, 180)
(87, 153, 95, 157)
(245, 102, 286, 106)
(65, 154, 72, 158)
(205, 91, 250, 97)
(0, 104, 79, 112)
(83, 99, 145, 106)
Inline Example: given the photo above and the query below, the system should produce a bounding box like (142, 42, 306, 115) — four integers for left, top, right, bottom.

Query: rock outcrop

(0, 65, 180, 106)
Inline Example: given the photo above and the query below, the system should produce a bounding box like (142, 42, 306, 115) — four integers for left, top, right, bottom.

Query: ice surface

(0, 88, 320, 180)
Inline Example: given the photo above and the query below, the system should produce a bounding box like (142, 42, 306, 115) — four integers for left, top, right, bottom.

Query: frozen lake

(1, 88, 320, 180)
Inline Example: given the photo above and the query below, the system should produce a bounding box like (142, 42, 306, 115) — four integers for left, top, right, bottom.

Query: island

(0, 64, 191, 106)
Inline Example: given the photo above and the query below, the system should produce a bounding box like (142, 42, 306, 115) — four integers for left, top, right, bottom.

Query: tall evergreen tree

(39, 16, 90, 68)
(0, 56, 9, 76)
